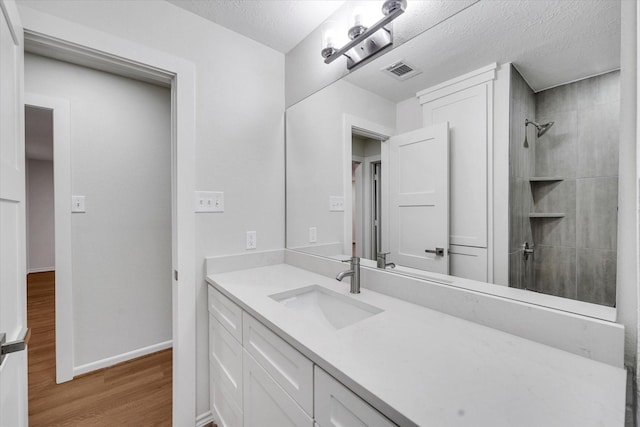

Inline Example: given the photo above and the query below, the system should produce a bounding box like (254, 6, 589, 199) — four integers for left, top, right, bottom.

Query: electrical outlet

(195, 191, 224, 213)
(246, 231, 257, 250)
(309, 227, 317, 243)
(329, 196, 345, 212)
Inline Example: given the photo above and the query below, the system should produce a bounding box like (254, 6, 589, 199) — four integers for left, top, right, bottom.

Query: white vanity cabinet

(208, 287, 244, 427)
(208, 285, 398, 427)
(314, 367, 395, 427)
(243, 349, 313, 426)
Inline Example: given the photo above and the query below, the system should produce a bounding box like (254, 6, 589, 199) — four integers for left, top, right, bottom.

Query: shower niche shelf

(528, 213, 565, 218)
(528, 177, 564, 182)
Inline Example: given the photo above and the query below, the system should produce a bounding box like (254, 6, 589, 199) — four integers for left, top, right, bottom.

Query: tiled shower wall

(508, 66, 536, 289)
(509, 70, 620, 306)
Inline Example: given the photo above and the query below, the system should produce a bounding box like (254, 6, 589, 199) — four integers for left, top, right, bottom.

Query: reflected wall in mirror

(286, 0, 621, 307)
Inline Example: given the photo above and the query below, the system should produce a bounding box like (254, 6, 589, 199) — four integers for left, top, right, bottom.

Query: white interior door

(0, 1, 28, 425)
(388, 122, 449, 274)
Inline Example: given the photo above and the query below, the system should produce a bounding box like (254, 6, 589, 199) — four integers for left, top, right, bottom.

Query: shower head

(525, 119, 554, 138)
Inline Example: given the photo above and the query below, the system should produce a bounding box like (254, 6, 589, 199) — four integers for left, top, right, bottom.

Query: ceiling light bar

(322, 0, 407, 69)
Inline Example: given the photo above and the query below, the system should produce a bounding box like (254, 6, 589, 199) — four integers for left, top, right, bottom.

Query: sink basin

(269, 285, 383, 330)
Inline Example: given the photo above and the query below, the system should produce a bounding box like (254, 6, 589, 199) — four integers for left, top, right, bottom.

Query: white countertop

(207, 263, 626, 427)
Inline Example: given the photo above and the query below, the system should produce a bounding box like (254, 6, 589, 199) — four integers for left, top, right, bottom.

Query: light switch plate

(195, 191, 224, 213)
(329, 196, 345, 212)
(71, 196, 86, 213)
(309, 227, 317, 243)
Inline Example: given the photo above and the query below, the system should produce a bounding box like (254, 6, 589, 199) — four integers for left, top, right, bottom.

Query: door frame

(19, 11, 197, 425)
(342, 114, 394, 257)
(24, 94, 73, 383)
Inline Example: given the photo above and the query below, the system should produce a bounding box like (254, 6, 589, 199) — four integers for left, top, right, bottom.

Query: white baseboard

(27, 267, 55, 274)
(73, 340, 172, 376)
(196, 411, 214, 427)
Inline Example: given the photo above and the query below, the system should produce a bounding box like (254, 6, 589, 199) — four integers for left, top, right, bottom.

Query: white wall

(26, 158, 54, 272)
(17, 0, 285, 415)
(24, 53, 173, 369)
(286, 79, 395, 252)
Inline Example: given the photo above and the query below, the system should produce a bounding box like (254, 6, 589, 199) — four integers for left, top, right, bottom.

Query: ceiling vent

(381, 60, 422, 81)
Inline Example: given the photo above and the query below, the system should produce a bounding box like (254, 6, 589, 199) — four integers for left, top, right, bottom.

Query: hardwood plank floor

(27, 271, 172, 426)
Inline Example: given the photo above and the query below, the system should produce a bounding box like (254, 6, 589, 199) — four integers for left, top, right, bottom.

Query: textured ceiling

(343, 0, 621, 102)
(166, 0, 345, 53)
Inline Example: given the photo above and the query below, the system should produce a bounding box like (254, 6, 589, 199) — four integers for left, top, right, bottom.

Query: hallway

(27, 271, 172, 426)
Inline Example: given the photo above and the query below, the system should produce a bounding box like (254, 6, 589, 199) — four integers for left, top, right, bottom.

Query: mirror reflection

(286, 0, 621, 307)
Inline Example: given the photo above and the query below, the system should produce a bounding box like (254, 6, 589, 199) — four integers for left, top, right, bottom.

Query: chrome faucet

(376, 252, 396, 269)
(336, 256, 360, 294)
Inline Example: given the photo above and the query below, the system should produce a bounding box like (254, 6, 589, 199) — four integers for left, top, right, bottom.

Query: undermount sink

(269, 285, 383, 330)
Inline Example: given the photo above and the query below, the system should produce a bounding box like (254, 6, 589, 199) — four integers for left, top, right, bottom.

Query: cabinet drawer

(209, 315, 243, 409)
(210, 364, 243, 427)
(243, 350, 313, 427)
(242, 312, 313, 415)
(315, 367, 396, 427)
(208, 286, 242, 343)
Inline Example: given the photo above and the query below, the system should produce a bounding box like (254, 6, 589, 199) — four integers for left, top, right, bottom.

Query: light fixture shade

(382, 0, 407, 16)
(348, 7, 368, 40)
(321, 21, 338, 58)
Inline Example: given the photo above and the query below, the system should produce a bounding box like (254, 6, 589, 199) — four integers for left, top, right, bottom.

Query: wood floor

(27, 271, 172, 426)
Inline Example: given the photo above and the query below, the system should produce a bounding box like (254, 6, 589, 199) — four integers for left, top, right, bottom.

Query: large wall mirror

(286, 0, 621, 310)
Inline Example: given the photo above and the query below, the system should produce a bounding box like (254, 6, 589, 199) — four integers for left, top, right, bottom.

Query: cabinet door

(243, 312, 313, 415)
(208, 286, 243, 343)
(209, 315, 243, 409)
(314, 367, 396, 427)
(243, 350, 313, 427)
(210, 367, 243, 427)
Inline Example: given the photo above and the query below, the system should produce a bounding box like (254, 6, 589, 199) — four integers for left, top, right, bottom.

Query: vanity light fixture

(321, 0, 407, 70)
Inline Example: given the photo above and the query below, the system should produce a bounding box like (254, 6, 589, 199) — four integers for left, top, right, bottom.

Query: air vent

(381, 60, 422, 81)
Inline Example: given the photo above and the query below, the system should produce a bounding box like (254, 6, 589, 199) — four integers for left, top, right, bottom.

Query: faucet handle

(341, 256, 360, 264)
(377, 252, 390, 259)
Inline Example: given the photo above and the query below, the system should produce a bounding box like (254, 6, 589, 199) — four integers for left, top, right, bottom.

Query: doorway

(351, 130, 384, 261)
(24, 54, 174, 424)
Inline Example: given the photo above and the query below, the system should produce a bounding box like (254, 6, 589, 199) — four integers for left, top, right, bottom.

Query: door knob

(425, 247, 445, 256)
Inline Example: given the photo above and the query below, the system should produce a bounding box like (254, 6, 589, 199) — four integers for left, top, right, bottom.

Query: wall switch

(195, 191, 224, 213)
(309, 227, 317, 243)
(71, 196, 86, 213)
(246, 231, 257, 250)
(329, 196, 345, 212)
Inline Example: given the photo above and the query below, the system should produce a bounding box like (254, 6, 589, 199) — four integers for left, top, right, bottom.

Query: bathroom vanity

(206, 251, 626, 427)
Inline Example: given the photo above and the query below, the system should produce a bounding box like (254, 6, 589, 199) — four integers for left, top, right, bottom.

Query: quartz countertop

(207, 263, 626, 427)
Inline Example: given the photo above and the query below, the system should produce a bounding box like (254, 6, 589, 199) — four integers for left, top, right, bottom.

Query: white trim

(195, 411, 214, 427)
(19, 8, 197, 425)
(486, 79, 494, 283)
(26, 267, 54, 274)
(342, 114, 395, 256)
(25, 92, 74, 384)
(73, 340, 172, 377)
(417, 62, 498, 104)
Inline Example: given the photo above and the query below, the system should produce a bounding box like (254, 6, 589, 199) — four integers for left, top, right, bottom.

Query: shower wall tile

(576, 70, 620, 109)
(532, 246, 577, 299)
(536, 81, 578, 115)
(509, 65, 536, 287)
(534, 110, 577, 178)
(577, 248, 617, 307)
(509, 251, 522, 289)
(531, 180, 576, 247)
(576, 177, 618, 250)
(577, 102, 620, 178)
